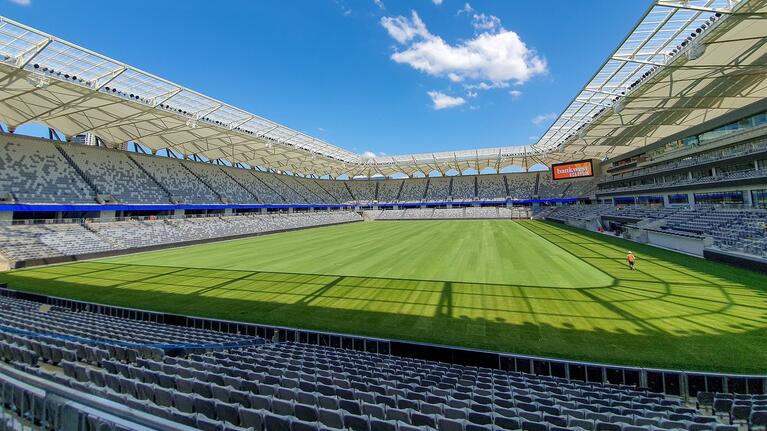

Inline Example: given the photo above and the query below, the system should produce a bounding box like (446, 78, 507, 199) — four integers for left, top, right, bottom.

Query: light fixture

(613, 99, 624, 115)
(687, 42, 706, 61)
(27, 74, 50, 89)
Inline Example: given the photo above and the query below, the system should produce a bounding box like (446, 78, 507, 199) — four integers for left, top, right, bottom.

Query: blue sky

(5, 0, 650, 157)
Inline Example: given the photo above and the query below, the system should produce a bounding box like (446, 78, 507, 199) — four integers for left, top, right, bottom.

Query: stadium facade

(0, 1, 767, 430)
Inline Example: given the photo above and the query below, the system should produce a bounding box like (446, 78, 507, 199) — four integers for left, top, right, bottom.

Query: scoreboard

(551, 160, 594, 180)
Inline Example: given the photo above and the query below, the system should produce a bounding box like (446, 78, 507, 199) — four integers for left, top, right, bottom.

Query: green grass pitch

(1, 220, 765, 374)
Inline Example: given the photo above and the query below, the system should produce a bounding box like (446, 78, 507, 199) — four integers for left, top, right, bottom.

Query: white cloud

(509, 89, 522, 99)
(380, 11, 429, 44)
(433, 0, 444, 4)
(466, 91, 478, 98)
(468, 105, 480, 110)
(471, 13, 502, 34)
(317, 127, 326, 132)
(343, 8, 352, 16)
(9, 0, 31, 5)
(381, 10, 546, 85)
(373, 0, 385, 10)
(531, 112, 557, 126)
(463, 81, 509, 90)
(528, 135, 539, 141)
(427, 91, 466, 110)
(457, 3, 474, 15)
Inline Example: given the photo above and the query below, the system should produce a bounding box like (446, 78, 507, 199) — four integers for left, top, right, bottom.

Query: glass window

(752, 189, 767, 208)
(668, 194, 689, 204)
(649, 110, 767, 161)
(637, 196, 664, 206)
(694, 191, 744, 206)
(753, 112, 767, 127)
(614, 197, 636, 205)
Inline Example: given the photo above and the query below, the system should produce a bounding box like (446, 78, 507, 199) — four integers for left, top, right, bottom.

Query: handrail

(0, 362, 198, 431)
(1, 286, 765, 400)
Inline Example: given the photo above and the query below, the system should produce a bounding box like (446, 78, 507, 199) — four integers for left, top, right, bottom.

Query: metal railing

(1, 286, 764, 401)
(0, 362, 196, 431)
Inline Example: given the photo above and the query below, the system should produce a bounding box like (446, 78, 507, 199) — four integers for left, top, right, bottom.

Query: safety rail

(0, 286, 764, 401)
(0, 362, 197, 431)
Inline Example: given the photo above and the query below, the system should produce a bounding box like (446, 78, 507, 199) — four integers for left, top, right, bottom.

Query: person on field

(626, 251, 637, 270)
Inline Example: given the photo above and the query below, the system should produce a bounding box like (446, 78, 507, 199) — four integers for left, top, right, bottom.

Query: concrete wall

(646, 230, 713, 256)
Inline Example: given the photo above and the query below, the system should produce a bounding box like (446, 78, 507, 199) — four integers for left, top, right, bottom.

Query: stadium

(0, 0, 766, 430)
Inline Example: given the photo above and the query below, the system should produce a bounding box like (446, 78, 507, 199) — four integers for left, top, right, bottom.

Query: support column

(743, 190, 753, 207)
(174, 209, 185, 219)
(0, 211, 12, 222)
(100, 210, 116, 220)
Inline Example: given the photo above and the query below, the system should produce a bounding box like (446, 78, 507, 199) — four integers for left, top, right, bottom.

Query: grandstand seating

(599, 139, 767, 186)
(399, 179, 428, 202)
(266, 176, 309, 204)
(0, 223, 112, 263)
(546, 205, 767, 258)
(566, 180, 597, 198)
(302, 180, 339, 204)
(425, 178, 451, 201)
(597, 168, 767, 194)
(476, 175, 506, 200)
(536, 172, 569, 199)
(0, 294, 744, 431)
(251, 172, 293, 204)
(701, 392, 767, 428)
(187, 162, 257, 204)
(60, 144, 170, 204)
(451, 177, 476, 201)
(377, 180, 404, 203)
(0, 138, 94, 203)
(504, 174, 536, 200)
(0, 212, 362, 266)
(369, 207, 531, 220)
(347, 181, 377, 203)
(133, 154, 220, 204)
(318, 179, 355, 203)
(0, 136, 601, 207)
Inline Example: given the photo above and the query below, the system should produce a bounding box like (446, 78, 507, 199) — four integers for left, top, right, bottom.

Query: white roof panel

(0, 0, 764, 177)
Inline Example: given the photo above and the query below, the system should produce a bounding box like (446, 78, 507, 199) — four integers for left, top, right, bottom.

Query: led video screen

(551, 160, 594, 180)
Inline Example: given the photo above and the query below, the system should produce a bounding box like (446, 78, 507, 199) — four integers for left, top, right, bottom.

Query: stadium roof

(0, 0, 766, 177)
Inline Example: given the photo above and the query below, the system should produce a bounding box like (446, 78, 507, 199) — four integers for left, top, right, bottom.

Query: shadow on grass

(1, 238, 766, 374)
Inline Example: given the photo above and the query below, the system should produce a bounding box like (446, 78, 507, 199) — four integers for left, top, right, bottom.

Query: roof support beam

(655, 1, 735, 14)
(73, 89, 182, 136)
(0, 36, 52, 86)
(12, 67, 127, 126)
(612, 56, 665, 67)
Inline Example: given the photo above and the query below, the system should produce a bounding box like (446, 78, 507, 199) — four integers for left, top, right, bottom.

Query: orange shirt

(627, 254, 636, 263)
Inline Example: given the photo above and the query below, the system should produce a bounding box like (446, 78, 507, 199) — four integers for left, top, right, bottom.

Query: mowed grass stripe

(0, 220, 765, 373)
